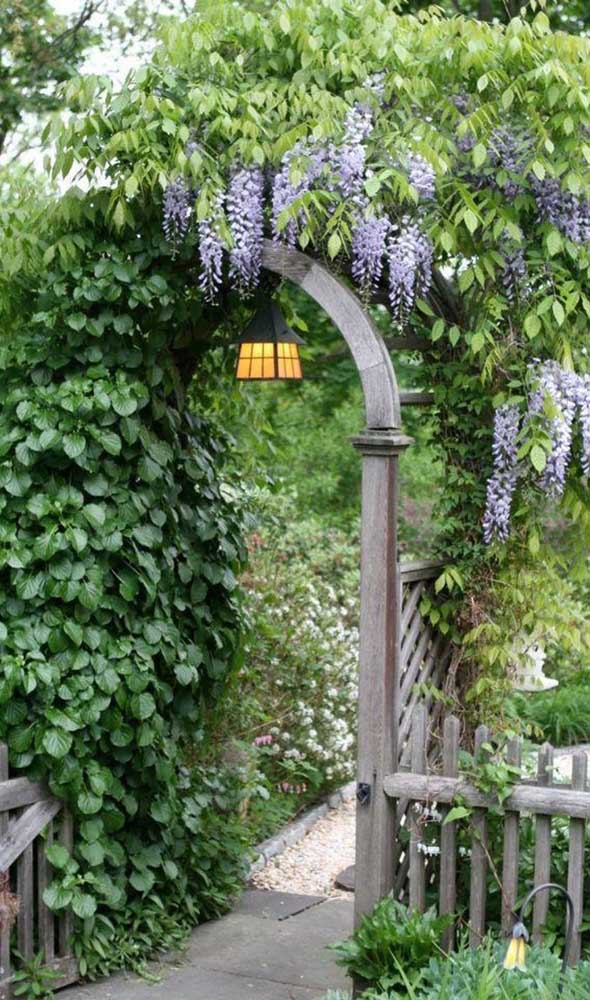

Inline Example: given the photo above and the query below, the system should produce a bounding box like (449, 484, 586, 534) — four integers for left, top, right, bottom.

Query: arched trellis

(261, 240, 413, 928)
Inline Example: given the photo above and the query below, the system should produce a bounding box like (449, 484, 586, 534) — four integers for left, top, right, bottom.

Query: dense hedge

(0, 225, 250, 975)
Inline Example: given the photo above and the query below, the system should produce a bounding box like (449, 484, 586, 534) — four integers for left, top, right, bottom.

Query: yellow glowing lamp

(503, 921, 529, 972)
(235, 302, 304, 381)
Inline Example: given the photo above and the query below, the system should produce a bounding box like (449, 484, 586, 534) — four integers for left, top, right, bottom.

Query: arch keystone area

(261, 240, 401, 431)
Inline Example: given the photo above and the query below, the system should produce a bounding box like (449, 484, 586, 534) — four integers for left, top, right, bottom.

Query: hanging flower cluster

(162, 177, 191, 249)
(387, 221, 433, 322)
(162, 78, 434, 318)
(197, 190, 224, 304)
(501, 246, 528, 303)
(483, 404, 521, 544)
(532, 177, 590, 245)
(484, 361, 590, 542)
(227, 166, 264, 295)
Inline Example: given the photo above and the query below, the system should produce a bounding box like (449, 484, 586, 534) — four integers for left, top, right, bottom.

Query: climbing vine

(3, 0, 590, 977)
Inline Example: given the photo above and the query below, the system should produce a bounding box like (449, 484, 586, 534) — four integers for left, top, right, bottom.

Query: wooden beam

(400, 391, 435, 407)
(0, 778, 52, 813)
(400, 559, 446, 583)
(0, 800, 62, 872)
(383, 772, 590, 820)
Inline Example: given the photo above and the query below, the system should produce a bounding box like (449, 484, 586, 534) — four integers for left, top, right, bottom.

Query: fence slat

(469, 725, 490, 948)
(0, 747, 9, 988)
(501, 738, 521, 934)
(439, 716, 460, 951)
(401, 581, 424, 635)
(38, 822, 55, 963)
(409, 705, 428, 913)
(17, 841, 34, 960)
(0, 799, 61, 872)
(533, 743, 554, 944)
(566, 752, 587, 965)
(0, 779, 51, 814)
(58, 811, 74, 957)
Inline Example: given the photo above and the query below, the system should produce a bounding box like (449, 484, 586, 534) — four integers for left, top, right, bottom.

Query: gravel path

(250, 797, 355, 898)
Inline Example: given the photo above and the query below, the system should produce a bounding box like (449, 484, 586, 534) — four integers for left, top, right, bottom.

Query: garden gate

(261, 242, 453, 929)
(389, 705, 590, 964)
(0, 744, 76, 999)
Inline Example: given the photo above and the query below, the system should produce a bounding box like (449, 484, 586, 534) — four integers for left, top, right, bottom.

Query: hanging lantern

(235, 302, 304, 381)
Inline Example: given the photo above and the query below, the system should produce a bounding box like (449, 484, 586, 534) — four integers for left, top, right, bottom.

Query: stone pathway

(252, 797, 356, 898)
(59, 890, 352, 1000)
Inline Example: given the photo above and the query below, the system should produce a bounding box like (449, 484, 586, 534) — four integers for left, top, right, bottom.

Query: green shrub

(510, 671, 590, 746)
(0, 228, 251, 978)
(331, 896, 452, 990)
(361, 942, 590, 999)
(223, 509, 359, 831)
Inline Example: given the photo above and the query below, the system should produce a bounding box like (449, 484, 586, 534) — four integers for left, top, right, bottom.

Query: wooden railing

(385, 705, 590, 962)
(0, 746, 77, 999)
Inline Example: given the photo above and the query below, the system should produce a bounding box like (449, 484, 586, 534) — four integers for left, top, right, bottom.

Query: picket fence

(385, 704, 590, 962)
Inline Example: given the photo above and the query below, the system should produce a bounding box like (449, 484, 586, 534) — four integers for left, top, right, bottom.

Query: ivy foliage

(0, 207, 250, 975)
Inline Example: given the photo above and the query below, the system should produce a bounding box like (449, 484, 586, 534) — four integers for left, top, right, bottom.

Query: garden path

(251, 796, 356, 897)
(59, 890, 352, 999)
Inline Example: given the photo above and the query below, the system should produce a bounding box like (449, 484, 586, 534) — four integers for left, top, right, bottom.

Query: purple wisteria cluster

(162, 177, 191, 249)
(532, 177, 590, 245)
(387, 221, 433, 321)
(351, 215, 390, 295)
(407, 154, 436, 201)
(197, 191, 224, 304)
(227, 166, 264, 295)
(483, 404, 521, 544)
(501, 246, 528, 303)
(484, 361, 590, 542)
(162, 74, 436, 313)
(271, 141, 326, 247)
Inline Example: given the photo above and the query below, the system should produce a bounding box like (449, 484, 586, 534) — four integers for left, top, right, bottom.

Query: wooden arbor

(261, 240, 414, 927)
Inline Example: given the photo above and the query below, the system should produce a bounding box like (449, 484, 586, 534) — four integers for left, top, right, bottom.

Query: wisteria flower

(198, 189, 225, 304)
(227, 166, 264, 295)
(162, 177, 191, 249)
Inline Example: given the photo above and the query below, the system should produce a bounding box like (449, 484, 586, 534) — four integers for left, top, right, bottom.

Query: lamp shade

(235, 302, 304, 381)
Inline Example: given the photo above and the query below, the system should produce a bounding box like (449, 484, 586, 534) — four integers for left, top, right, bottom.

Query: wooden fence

(385, 705, 590, 962)
(392, 563, 454, 896)
(0, 745, 77, 999)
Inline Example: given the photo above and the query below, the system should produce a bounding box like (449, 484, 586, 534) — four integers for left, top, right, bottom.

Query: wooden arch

(261, 240, 410, 929)
(261, 241, 400, 430)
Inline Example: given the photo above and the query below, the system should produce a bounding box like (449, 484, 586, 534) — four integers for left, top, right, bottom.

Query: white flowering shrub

(229, 513, 360, 807)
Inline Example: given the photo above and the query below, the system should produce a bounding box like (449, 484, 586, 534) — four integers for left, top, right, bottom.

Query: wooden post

(501, 738, 521, 935)
(469, 725, 490, 947)
(566, 752, 587, 965)
(408, 705, 428, 913)
(352, 430, 412, 930)
(440, 715, 460, 950)
(533, 743, 554, 944)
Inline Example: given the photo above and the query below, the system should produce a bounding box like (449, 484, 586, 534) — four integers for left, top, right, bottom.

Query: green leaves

(42, 729, 73, 759)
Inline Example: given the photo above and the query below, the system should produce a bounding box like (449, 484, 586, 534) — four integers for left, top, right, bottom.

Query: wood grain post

(440, 715, 460, 951)
(352, 430, 412, 930)
(501, 738, 521, 935)
(566, 752, 587, 965)
(533, 743, 554, 944)
(408, 705, 428, 913)
(469, 725, 490, 947)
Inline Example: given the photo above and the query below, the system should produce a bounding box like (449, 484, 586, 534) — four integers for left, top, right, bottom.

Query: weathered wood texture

(0, 747, 77, 1000)
(385, 710, 590, 958)
(390, 564, 454, 902)
(351, 431, 410, 929)
(261, 241, 401, 430)
(469, 726, 490, 948)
